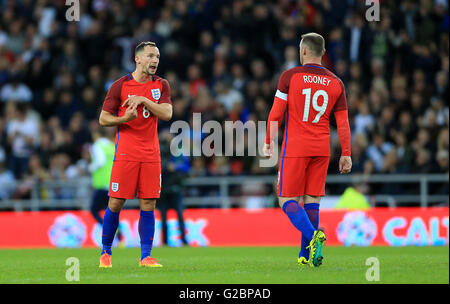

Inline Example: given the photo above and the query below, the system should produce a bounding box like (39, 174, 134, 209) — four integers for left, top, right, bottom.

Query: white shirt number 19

(302, 88, 329, 123)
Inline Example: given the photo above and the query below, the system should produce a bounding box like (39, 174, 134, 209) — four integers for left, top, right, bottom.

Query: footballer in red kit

(98, 41, 172, 268)
(102, 72, 171, 199)
(264, 33, 352, 267)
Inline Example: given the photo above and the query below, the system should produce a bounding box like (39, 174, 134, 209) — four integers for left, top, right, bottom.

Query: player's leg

(301, 156, 330, 267)
(138, 198, 158, 259)
(100, 161, 139, 267)
(299, 195, 321, 261)
(99, 196, 126, 268)
(101, 197, 126, 253)
(137, 162, 162, 267)
(93, 190, 124, 249)
(95, 189, 123, 243)
(278, 196, 316, 246)
(277, 157, 316, 246)
(102, 160, 138, 254)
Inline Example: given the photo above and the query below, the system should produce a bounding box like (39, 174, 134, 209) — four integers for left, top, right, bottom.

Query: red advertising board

(0, 207, 448, 248)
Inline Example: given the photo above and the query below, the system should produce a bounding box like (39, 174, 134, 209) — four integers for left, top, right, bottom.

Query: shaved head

(300, 33, 325, 57)
(135, 41, 157, 56)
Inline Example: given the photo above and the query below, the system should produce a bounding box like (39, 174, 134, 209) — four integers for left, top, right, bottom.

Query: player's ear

(302, 46, 307, 56)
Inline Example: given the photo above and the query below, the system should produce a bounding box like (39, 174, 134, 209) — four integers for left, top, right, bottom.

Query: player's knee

(108, 198, 125, 212)
(140, 199, 156, 211)
(304, 195, 321, 204)
(278, 199, 294, 210)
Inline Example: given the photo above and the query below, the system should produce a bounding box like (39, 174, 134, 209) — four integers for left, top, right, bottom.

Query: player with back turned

(263, 33, 352, 267)
(98, 41, 172, 268)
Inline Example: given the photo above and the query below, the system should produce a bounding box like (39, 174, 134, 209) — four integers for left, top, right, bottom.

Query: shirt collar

(303, 63, 323, 67)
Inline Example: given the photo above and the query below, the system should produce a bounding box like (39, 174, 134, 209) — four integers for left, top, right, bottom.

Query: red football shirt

(266, 64, 348, 157)
(102, 73, 171, 163)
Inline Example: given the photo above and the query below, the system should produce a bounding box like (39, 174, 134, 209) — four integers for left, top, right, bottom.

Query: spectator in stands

(366, 132, 394, 172)
(413, 128, 436, 156)
(429, 97, 449, 126)
(55, 90, 79, 129)
(215, 80, 244, 113)
(187, 63, 207, 98)
(436, 150, 449, 174)
(0, 74, 32, 103)
(80, 86, 100, 121)
(393, 131, 414, 172)
(12, 153, 49, 200)
(0, 0, 446, 202)
(5, 103, 39, 179)
(397, 111, 417, 142)
(35, 88, 56, 121)
(411, 149, 434, 174)
(437, 127, 449, 152)
(354, 102, 375, 135)
(350, 134, 369, 174)
(47, 152, 75, 199)
(0, 148, 16, 200)
(230, 63, 248, 92)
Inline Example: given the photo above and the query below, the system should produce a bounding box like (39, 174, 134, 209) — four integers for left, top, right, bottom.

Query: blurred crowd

(0, 0, 448, 202)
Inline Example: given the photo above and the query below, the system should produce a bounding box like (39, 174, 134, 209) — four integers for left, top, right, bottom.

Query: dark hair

(135, 41, 157, 55)
(15, 102, 28, 115)
(300, 33, 325, 57)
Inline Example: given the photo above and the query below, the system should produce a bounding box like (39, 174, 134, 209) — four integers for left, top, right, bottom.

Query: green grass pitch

(0, 246, 448, 284)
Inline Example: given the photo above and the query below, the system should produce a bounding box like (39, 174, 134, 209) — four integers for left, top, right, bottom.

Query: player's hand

(263, 142, 273, 157)
(123, 103, 138, 122)
(122, 95, 146, 109)
(339, 156, 352, 174)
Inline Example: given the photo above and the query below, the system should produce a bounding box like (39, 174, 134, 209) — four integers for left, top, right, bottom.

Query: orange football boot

(99, 250, 112, 268)
(139, 257, 163, 268)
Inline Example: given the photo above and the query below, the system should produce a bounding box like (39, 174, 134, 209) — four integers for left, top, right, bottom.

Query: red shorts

(109, 161, 161, 199)
(277, 156, 330, 197)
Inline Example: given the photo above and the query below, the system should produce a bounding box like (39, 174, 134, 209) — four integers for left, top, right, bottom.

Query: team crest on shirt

(151, 89, 161, 100)
(111, 182, 119, 192)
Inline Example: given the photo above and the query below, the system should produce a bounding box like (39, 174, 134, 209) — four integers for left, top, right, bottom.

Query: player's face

(137, 46, 160, 75)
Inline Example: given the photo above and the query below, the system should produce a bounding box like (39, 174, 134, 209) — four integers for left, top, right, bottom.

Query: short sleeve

(334, 79, 348, 112)
(102, 80, 122, 114)
(273, 70, 293, 102)
(159, 79, 172, 104)
(277, 71, 291, 94)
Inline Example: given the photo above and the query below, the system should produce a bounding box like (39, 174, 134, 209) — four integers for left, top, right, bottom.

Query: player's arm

(122, 97, 172, 121)
(99, 79, 138, 126)
(142, 100, 172, 121)
(263, 94, 287, 156)
(334, 80, 352, 174)
(99, 107, 138, 126)
(122, 79, 173, 121)
(263, 72, 289, 157)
